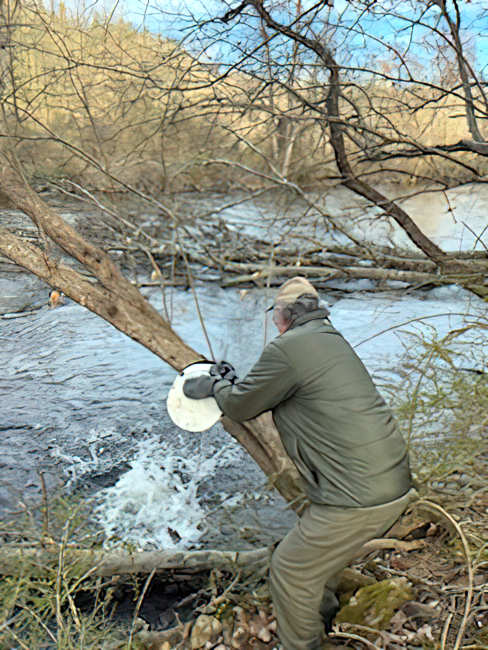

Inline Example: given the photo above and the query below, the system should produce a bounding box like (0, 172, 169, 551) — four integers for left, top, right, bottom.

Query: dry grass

(0, 497, 128, 649)
(383, 319, 488, 492)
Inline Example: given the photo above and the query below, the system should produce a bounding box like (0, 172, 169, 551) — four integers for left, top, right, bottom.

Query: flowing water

(1, 184, 486, 550)
(184, 182, 488, 253)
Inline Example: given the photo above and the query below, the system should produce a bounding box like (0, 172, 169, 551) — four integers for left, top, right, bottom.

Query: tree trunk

(0, 151, 304, 503)
(437, 0, 484, 143)
(0, 545, 272, 578)
(248, 0, 449, 266)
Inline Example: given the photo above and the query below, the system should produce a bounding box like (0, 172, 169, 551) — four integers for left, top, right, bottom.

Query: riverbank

(1, 465, 487, 650)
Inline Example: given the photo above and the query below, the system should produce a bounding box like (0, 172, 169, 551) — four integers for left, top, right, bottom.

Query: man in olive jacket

(183, 277, 414, 650)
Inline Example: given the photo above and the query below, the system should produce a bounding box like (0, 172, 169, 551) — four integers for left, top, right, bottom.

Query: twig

(127, 567, 157, 649)
(441, 611, 455, 650)
(179, 238, 215, 360)
(333, 628, 379, 650)
(37, 469, 50, 537)
(353, 312, 477, 349)
(210, 570, 242, 608)
(3, 624, 32, 650)
(419, 500, 474, 650)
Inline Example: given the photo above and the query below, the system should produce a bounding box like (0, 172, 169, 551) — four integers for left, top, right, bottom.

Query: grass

(383, 319, 488, 491)
(0, 497, 129, 649)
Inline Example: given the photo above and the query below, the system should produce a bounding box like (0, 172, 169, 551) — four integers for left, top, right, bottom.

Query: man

(183, 277, 414, 650)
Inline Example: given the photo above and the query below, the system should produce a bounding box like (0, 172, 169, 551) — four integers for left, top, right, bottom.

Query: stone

(190, 615, 223, 650)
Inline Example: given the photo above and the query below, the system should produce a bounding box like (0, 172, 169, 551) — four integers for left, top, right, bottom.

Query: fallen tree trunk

(0, 539, 423, 579)
(218, 263, 480, 287)
(187, 252, 488, 296)
(0, 545, 272, 578)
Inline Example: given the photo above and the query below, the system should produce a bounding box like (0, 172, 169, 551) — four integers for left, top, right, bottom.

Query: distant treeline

(1, 3, 486, 192)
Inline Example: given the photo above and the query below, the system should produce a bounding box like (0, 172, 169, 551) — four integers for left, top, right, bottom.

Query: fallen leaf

(231, 625, 249, 648)
(402, 601, 438, 621)
(257, 627, 272, 643)
(389, 609, 408, 633)
(416, 624, 434, 643)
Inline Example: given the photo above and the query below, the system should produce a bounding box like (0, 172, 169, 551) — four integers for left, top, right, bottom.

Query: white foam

(50, 428, 129, 491)
(93, 436, 240, 550)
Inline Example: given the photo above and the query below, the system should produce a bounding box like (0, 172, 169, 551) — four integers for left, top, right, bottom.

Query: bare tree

(3, 0, 488, 504)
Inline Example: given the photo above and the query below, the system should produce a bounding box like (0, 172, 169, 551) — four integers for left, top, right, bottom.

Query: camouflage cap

(268, 277, 319, 310)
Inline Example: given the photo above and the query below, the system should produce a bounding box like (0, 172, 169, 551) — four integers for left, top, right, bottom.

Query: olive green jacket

(214, 309, 411, 507)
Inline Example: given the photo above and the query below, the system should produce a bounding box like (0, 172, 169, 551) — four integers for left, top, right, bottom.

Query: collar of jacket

(288, 308, 331, 331)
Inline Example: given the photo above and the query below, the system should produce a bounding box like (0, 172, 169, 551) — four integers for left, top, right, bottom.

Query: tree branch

(241, 0, 449, 265)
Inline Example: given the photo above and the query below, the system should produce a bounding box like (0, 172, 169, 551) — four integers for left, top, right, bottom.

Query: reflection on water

(189, 183, 488, 253)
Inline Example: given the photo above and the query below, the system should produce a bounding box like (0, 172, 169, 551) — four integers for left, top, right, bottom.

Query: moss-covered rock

(335, 577, 413, 630)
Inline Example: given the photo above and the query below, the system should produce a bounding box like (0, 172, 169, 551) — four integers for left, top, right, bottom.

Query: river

(1, 183, 486, 550)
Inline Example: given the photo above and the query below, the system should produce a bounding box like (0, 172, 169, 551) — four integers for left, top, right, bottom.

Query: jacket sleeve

(213, 341, 297, 422)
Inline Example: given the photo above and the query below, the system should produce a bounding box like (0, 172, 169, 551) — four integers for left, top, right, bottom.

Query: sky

(57, 0, 488, 75)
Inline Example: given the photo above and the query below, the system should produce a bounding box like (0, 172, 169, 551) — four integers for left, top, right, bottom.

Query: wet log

(0, 538, 421, 579)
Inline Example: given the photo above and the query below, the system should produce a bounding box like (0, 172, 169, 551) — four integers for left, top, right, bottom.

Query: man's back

(214, 309, 411, 507)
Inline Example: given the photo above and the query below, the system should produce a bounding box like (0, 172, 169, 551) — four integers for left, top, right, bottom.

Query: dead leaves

(163, 605, 278, 650)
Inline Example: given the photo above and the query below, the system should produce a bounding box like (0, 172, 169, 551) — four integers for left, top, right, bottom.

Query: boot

(319, 591, 340, 636)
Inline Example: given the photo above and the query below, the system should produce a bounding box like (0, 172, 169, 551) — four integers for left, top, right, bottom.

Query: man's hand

(182, 361, 237, 400)
(183, 375, 217, 399)
(215, 361, 238, 383)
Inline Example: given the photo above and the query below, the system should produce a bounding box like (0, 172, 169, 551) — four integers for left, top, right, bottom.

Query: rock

(190, 615, 223, 650)
(0, 272, 50, 315)
(335, 577, 413, 630)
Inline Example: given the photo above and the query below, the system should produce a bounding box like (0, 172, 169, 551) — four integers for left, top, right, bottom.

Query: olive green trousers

(269, 489, 417, 650)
